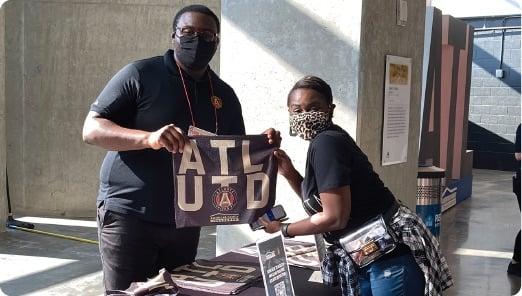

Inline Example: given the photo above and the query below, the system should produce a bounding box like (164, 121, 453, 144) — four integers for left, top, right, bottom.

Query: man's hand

(263, 128, 281, 147)
(259, 218, 283, 234)
(147, 124, 186, 153)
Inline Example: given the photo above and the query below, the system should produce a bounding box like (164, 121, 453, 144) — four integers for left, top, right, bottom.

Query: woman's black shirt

(301, 125, 396, 243)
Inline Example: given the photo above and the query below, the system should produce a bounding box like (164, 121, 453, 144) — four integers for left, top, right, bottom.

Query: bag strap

(382, 200, 400, 224)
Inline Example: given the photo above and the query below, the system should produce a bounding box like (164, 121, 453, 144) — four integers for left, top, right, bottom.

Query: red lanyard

(177, 63, 218, 134)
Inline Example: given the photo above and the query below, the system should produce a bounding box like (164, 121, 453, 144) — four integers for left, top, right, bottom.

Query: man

(508, 123, 521, 276)
(82, 5, 279, 290)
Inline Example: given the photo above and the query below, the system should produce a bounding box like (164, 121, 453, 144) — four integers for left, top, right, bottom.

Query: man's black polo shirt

(90, 49, 245, 224)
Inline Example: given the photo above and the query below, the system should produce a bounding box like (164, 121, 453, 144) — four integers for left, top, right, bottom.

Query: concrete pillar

(217, 0, 425, 254)
(357, 0, 425, 209)
(0, 5, 6, 232)
(3, 0, 219, 218)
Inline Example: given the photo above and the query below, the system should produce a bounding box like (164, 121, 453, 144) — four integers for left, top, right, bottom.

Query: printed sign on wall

(382, 55, 412, 166)
(172, 135, 278, 227)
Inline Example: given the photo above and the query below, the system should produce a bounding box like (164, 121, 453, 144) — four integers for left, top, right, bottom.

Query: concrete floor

(440, 169, 521, 296)
(0, 169, 520, 295)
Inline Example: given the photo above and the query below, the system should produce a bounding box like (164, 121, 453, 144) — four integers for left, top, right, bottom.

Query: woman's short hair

(288, 76, 333, 105)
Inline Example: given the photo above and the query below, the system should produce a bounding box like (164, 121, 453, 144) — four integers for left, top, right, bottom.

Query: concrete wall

(465, 16, 521, 170)
(357, 0, 425, 209)
(217, 0, 426, 254)
(430, 0, 520, 18)
(0, 6, 6, 232)
(3, 0, 220, 218)
(217, 0, 362, 254)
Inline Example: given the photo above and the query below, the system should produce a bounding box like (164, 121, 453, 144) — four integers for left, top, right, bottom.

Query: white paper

(256, 233, 295, 296)
(382, 55, 411, 166)
(187, 125, 216, 136)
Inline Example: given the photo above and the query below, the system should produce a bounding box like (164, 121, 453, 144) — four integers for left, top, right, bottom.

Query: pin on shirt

(211, 96, 223, 109)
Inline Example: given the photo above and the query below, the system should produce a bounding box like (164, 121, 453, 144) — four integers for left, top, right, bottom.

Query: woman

(260, 76, 453, 296)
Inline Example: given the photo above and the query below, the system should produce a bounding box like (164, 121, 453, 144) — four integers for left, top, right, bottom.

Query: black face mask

(176, 35, 217, 70)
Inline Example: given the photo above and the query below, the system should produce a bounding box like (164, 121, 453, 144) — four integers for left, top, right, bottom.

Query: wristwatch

(281, 223, 294, 238)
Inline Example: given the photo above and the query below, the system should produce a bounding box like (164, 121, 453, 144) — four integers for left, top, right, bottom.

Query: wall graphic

(420, 7, 474, 209)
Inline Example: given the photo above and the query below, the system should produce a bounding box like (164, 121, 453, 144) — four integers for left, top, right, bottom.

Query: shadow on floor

(0, 221, 216, 296)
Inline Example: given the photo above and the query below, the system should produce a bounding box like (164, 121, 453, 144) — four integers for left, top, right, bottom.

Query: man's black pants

(513, 175, 521, 262)
(97, 206, 200, 291)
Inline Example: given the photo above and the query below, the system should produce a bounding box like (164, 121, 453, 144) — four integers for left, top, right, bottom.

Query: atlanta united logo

(212, 186, 238, 212)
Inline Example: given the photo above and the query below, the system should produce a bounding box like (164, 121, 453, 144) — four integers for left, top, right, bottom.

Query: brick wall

(464, 16, 520, 170)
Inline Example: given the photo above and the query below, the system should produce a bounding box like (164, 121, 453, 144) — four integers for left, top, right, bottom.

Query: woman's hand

(259, 218, 283, 234)
(274, 149, 296, 178)
(273, 149, 303, 196)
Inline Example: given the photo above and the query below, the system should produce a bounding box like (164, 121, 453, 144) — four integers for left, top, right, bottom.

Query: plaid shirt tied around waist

(322, 205, 453, 296)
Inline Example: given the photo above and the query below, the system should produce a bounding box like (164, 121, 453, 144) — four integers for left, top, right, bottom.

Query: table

(177, 251, 341, 296)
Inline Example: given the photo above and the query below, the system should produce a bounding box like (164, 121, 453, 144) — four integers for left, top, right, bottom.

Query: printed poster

(382, 55, 412, 166)
(257, 233, 295, 296)
(171, 260, 262, 295)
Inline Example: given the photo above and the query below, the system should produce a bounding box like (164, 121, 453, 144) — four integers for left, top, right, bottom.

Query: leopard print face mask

(289, 111, 332, 141)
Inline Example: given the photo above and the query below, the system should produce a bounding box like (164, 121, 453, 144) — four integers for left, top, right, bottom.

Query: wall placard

(382, 55, 412, 166)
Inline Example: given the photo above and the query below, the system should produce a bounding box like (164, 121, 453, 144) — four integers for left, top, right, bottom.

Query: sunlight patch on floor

(16, 217, 97, 228)
(0, 254, 78, 283)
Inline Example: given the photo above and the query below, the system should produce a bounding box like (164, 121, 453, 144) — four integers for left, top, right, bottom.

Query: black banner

(172, 135, 278, 227)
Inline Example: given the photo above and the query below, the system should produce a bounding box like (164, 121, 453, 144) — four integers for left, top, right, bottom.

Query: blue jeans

(358, 250, 425, 296)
